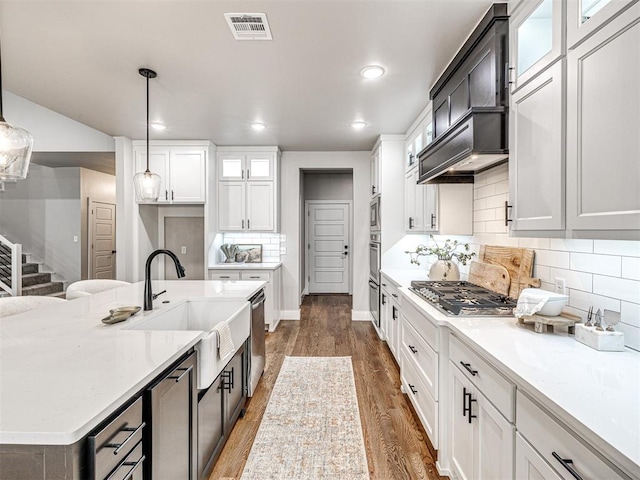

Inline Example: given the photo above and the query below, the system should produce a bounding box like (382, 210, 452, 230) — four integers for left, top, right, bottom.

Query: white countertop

(0, 280, 265, 445)
(208, 262, 282, 270)
(382, 269, 640, 478)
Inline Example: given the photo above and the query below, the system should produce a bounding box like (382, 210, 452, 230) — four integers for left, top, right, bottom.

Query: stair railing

(0, 234, 22, 296)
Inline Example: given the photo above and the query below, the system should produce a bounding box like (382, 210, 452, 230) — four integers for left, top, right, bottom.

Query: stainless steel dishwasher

(248, 289, 266, 397)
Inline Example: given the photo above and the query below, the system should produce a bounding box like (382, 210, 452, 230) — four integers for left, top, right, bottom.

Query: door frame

(304, 200, 353, 296)
(88, 198, 117, 279)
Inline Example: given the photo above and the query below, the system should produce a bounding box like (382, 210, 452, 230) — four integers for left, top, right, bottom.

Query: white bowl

(519, 288, 569, 316)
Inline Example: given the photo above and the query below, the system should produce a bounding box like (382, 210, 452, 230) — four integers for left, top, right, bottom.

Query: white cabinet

(218, 152, 275, 181)
(208, 267, 282, 332)
(516, 434, 563, 480)
(448, 335, 515, 480)
(510, 0, 564, 92)
(217, 147, 280, 232)
(509, 59, 566, 231)
(134, 144, 207, 203)
(566, 0, 636, 48)
(371, 146, 380, 197)
(516, 391, 625, 480)
(380, 275, 401, 359)
(566, 3, 640, 234)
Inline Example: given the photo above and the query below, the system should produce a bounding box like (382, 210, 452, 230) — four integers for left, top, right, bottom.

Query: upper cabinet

(219, 152, 275, 181)
(217, 147, 280, 232)
(566, 0, 636, 48)
(133, 142, 207, 204)
(509, 0, 564, 92)
(371, 147, 380, 197)
(566, 2, 640, 234)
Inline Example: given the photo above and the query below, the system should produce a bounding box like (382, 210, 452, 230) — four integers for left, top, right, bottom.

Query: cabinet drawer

(209, 271, 240, 281)
(401, 317, 438, 399)
(449, 335, 514, 421)
(106, 441, 144, 480)
(240, 271, 270, 281)
(402, 298, 439, 351)
(516, 433, 562, 480)
(88, 396, 144, 480)
(517, 392, 626, 480)
(401, 348, 438, 449)
(380, 274, 400, 299)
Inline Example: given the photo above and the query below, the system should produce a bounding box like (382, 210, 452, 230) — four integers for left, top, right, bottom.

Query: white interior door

(89, 200, 116, 279)
(307, 202, 350, 294)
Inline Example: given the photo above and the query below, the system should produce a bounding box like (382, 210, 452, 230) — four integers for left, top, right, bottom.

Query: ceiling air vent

(224, 13, 273, 40)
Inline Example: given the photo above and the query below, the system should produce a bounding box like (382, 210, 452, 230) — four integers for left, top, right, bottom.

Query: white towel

(514, 289, 553, 318)
(212, 320, 235, 360)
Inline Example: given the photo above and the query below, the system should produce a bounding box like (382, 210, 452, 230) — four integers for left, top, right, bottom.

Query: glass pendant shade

(0, 118, 33, 181)
(133, 169, 161, 202)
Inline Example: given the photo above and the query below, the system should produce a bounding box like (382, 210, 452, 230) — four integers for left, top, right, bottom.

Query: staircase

(0, 252, 65, 298)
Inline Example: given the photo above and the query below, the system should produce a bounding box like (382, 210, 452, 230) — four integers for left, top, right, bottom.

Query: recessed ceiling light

(251, 122, 266, 131)
(360, 65, 385, 79)
(150, 122, 166, 131)
(351, 121, 367, 130)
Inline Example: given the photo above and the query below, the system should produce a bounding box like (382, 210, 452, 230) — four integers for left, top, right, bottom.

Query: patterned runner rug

(240, 356, 369, 479)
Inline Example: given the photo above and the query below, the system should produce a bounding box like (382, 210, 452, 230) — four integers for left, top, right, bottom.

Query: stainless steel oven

(369, 278, 380, 327)
(369, 233, 381, 328)
(370, 196, 381, 233)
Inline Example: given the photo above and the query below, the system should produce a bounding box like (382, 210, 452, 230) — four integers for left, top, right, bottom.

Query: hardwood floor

(210, 295, 447, 480)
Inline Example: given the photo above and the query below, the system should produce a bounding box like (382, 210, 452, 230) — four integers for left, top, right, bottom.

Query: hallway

(211, 295, 446, 479)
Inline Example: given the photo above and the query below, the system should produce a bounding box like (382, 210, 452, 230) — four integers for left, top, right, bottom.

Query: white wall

(280, 151, 370, 319)
(4, 91, 115, 153)
(396, 163, 640, 351)
(0, 164, 81, 282)
(303, 172, 353, 200)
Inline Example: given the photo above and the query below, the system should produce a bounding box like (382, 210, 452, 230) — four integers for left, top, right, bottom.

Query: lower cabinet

(516, 433, 563, 480)
(145, 351, 198, 480)
(380, 275, 401, 361)
(209, 268, 281, 331)
(197, 343, 247, 480)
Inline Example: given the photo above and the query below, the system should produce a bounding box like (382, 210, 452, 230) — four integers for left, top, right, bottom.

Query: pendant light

(0, 36, 33, 182)
(133, 68, 161, 202)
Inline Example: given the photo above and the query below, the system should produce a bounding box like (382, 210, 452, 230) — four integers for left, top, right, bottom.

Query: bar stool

(0, 296, 67, 318)
(66, 279, 131, 300)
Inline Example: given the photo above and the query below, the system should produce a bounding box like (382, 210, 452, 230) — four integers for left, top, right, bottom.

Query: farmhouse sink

(127, 299, 250, 389)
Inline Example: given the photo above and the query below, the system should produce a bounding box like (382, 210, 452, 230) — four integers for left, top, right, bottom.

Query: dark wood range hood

(418, 3, 509, 184)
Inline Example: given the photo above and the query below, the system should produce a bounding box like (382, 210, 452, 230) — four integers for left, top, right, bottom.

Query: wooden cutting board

(468, 261, 511, 296)
(478, 245, 541, 298)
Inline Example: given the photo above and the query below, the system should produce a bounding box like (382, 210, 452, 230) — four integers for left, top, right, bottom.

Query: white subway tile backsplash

(615, 322, 640, 351)
(594, 240, 640, 257)
(486, 193, 508, 209)
(593, 276, 640, 304)
(518, 237, 551, 249)
(474, 209, 496, 222)
(536, 250, 570, 269)
(548, 267, 593, 291)
(622, 257, 640, 281)
(486, 220, 508, 234)
(476, 184, 496, 199)
(474, 198, 487, 211)
(533, 265, 551, 283)
(570, 253, 621, 277)
(494, 180, 509, 195)
(569, 289, 621, 314)
(621, 302, 640, 328)
(473, 222, 487, 233)
(549, 239, 593, 253)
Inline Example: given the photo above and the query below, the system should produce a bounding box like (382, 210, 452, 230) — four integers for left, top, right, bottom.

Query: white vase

(429, 258, 460, 281)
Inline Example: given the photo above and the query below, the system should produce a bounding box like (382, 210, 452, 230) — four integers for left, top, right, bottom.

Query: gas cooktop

(409, 280, 517, 316)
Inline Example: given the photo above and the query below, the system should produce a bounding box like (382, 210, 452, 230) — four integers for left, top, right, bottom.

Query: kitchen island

(0, 280, 264, 478)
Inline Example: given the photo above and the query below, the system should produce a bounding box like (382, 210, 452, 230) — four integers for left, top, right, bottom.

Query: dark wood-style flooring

(210, 295, 447, 480)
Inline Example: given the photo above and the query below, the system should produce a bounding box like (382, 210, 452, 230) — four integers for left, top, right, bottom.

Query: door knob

(111, 250, 117, 254)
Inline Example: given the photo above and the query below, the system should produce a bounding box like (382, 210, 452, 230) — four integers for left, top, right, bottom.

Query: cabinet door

(246, 182, 274, 231)
(405, 169, 418, 231)
(246, 153, 274, 181)
(218, 182, 246, 231)
(224, 347, 246, 429)
(197, 375, 224, 480)
(135, 148, 169, 202)
(169, 149, 206, 203)
(424, 184, 438, 232)
(389, 300, 400, 359)
(474, 389, 515, 480)
(405, 140, 416, 172)
(509, 60, 565, 231)
(566, 5, 640, 232)
(371, 147, 380, 196)
(516, 433, 563, 480)
(218, 153, 245, 181)
(380, 290, 389, 340)
(567, 0, 636, 49)
(449, 365, 474, 480)
(510, 0, 564, 92)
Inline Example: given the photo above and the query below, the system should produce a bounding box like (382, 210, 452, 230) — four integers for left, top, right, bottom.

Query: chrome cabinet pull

(105, 422, 146, 455)
(168, 366, 193, 383)
(460, 361, 478, 376)
(552, 452, 584, 480)
(408, 384, 418, 395)
(105, 454, 146, 480)
(408, 345, 418, 354)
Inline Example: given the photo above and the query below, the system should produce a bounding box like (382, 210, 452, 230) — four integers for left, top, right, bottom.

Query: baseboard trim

(351, 310, 372, 321)
(280, 309, 301, 320)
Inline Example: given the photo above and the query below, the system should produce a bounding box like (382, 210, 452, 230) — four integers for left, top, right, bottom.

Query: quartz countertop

(208, 262, 282, 270)
(381, 269, 640, 478)
(0, 280, 265, 445)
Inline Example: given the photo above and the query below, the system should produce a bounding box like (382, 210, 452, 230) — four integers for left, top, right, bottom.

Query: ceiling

(0, 0, 495, 155)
